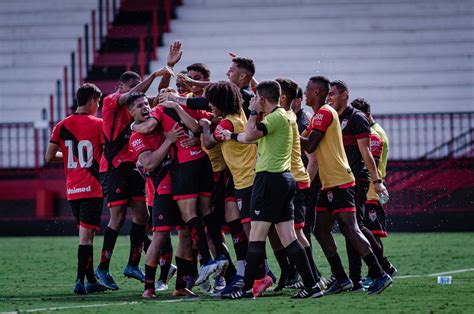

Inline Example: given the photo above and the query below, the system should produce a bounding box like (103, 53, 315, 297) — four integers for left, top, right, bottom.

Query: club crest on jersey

(327, 191, 333, 203)
(341, 119, 349, 130)
(254, 209, 260, 215)
(369, 209, 377, 222)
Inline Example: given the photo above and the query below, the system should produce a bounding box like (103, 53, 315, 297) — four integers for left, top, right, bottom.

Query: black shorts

(235, 185, 252, 224)
(212, 170, 228, 226)
(171, 156, 213, 200)
(107, 162, 146, 207)
(316, 184, 356, 215)
(250, 171, 296, 224)
(355, 179, 369, 225)
(294, 187, 309, 229)
(305, 180, 321, 231)
(364, 201, 388, 237)
(152, 194, 183, 232)
(100, 172, 109, 201)
(69, 197, 103, 231)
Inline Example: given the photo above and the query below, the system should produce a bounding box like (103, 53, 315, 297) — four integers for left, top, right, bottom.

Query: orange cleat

(253, 275, 273, 298)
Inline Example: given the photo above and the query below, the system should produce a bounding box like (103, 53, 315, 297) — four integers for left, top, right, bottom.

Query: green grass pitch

(0, 233, 473, 313)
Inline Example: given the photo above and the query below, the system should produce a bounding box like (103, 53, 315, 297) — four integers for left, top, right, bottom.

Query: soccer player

(199, 81, 256, 295)
(351, 98, 396, 287)
(45, 83, 106, 294)
(326, 80, 390, 291)
(131, 98, 227, 287)
(96, 67, 172, 290)
(220, 80, 322, 299)
(271, 78, 322, 291)
(127, 92, 186, 298)
(300, 76, 392, 295)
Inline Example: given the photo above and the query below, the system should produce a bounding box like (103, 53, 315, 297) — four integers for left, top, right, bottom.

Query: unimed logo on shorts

(67, 185, 92, 195)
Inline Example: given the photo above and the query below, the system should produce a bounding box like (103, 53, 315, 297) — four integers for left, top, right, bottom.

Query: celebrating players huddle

(45, 41, 396, 300)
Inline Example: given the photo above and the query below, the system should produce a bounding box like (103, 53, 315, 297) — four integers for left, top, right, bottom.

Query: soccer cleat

(286, 280, 304, 289)
(172, 287, 198, 298)
(199, 278, 212, 294)
(123, 265, 145, 282)
(142, 288, 156, 299)
(221, 287, 253, 300)
(166, 264, 178, 283)
(291, 284, 324, 299)
(317, 277, 328, 290)
(368, 273, 392, 295)
(386, 265, 398, 279)
(74, 280, 87, 295)
(219, 275, 244, 296)
(253, 275, 273, 298)
(85, 281, 107, 293)
(350, 281, 366, 292)
(215, 255, 230, 276)
(285, 271, 302, 289)
(267, 269, 277, 284)
(213, 275, 226, 292)
(324, 278, 353, 295)
(323, 275, 336, 291)
(155, 280, 169, 292)
(273, 270, 289, 292)
(361, 276, 373, 289)
(95, 267, 119, 290)
(195, 260, 219, 286)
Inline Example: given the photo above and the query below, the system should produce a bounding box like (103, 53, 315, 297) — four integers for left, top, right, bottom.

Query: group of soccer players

(45, 40, 396, 300)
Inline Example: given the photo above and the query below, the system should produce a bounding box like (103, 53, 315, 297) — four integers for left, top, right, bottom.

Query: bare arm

(161, 101, 200, 133)
(357, 137, 384, 193)
(44, 143, 63, 163)
(132, 118, 158, 134)
(158, 41, 182, 91)
(137, 123, 184, 172)
(306, 151, 319, 182)
(200, 119, 218, 149)
(235, 113, 262, 143)
(300, 129, 324, 153)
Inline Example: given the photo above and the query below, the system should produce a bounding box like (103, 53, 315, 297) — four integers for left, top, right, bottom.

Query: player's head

(255, 80, 281, 110)
(351, 98, 371, 118)
(126, 92, 150, 123)
(291, 87, 304, 111)
(275, 77, 298, 110)
(186, 63, 211, 96)
(176, 70, 191, 95)
(305, 76, 330, 109)
(205, 81, 243, 117)
(76, 83, 102, 114)
(327, 80, 349, 111)
(227, 57, 255, 87)
(119, 71, 141, 93)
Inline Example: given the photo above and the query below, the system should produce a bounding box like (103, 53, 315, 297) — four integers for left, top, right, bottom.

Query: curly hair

(205, 81, 243, 116)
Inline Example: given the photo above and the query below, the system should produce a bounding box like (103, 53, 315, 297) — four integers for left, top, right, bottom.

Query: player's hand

(218, 129, 232, 141)
(375, 182, 388, 195)
(199, 118, 211, 128)
(180, 133, 201, 148)
(160, 100, 179, 109)
(176, 72, 195, 86)
(250, 96, 262, 113)
(167, 41, 183, 67)
(165, 123, 185, 143)
(228, 52, 238, 59)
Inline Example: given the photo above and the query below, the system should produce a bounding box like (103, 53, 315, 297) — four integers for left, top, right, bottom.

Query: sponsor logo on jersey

(67, 185, 92, 195)
(341, 119, 348, 130)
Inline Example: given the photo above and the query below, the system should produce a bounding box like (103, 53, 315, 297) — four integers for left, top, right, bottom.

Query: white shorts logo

(254, 209, 260, 215)
(327, 191, 333, 203)
(237, 198, 243, 211)
(369, 209, 377, 222)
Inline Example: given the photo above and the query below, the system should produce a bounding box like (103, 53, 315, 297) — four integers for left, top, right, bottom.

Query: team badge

(254, 209, 260, 215)
(327, 191, 333, 203)
(237, 198, 242, 210)
(369, 210, 377, 222)
(159, 214, 164, 220)
(341, 119, 348, 130)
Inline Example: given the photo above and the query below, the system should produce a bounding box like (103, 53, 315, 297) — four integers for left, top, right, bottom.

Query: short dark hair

(232, 57, 255, 76)
(205, 81, 243, 116)
(256, 80, 281, 104)
(186, 63, 211, 78)
(351, 98, 371, 114)
(275, 77, 298, 105)
(330, 80, 349, 94)
(119, 71, 141, 83)
(126, 92, 147, 110)
(296, 87, 303, 99)
(76, 83, 102, 107)
(309, 76, 330, 94)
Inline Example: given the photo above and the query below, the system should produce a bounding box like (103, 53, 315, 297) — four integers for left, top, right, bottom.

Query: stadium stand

(0, 0, 472, 235)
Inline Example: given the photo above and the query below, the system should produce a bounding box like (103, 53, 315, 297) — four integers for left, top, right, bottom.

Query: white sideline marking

(4, 268, 474, 313)
(397, 268, 474, 279)
(8, 299, 184, 313)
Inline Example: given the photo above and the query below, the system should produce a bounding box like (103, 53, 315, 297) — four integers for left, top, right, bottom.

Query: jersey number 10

(65, 140, 93, 169)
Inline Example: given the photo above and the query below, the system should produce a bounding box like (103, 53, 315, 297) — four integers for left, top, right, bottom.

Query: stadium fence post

(49, 94, 54, 129)
(64, 66, 69, 117)
(71, 52, 76, 108)
(56, 80, 61, 121)
(78, 38, 83, 85)
(152, 7, 158, 60)
(92, 10, 97, 63)
(84, 24, 90, 73)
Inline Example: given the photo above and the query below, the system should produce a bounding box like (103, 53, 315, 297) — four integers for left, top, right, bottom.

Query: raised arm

(158, 41, 183, 92)
(160, 101, 200, 133)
